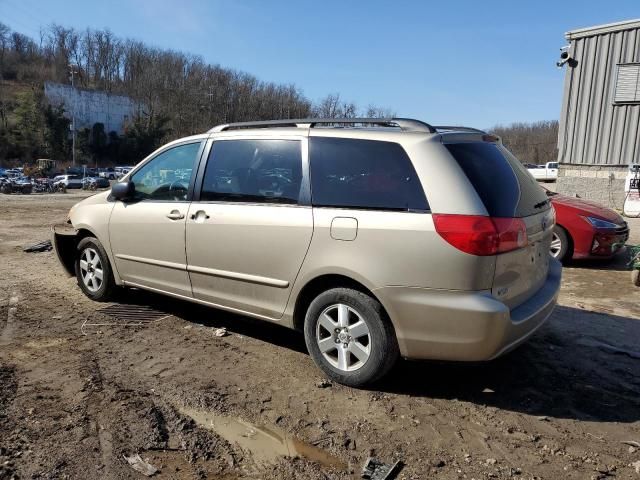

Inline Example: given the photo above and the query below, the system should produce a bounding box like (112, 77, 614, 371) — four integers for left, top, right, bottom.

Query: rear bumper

(376, 258, 562, 361)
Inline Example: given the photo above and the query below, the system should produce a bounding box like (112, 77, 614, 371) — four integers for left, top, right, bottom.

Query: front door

(186, 137, 313, 319)
(109, 141, 203, 297)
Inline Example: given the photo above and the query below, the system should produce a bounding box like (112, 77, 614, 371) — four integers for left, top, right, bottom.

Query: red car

(546, 190, 630, 261)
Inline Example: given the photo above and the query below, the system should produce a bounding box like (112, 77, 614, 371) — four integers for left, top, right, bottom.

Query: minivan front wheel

(304, 288, 399, 387)
(75, 237, 116, 301)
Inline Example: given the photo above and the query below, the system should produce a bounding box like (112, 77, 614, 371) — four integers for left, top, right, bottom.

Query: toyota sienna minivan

(53, 118, 561, 386)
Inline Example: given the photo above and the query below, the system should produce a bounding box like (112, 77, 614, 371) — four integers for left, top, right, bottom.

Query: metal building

(557, 18, 640, 208)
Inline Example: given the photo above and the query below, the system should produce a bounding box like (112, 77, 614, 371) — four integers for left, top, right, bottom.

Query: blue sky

(1, 0, 639, 127)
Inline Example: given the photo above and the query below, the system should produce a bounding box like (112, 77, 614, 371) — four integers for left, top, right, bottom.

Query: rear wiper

(534, 199, 550, 209)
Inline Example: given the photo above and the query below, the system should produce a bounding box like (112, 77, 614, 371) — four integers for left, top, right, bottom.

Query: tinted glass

(309, 137, 428, 211)
(129, 142, 200, 201)
(446, 142, 549, 217)
(201, 140, 302, 204)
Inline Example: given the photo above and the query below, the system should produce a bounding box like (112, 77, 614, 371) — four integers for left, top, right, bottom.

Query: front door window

(129, 142, 201, 201)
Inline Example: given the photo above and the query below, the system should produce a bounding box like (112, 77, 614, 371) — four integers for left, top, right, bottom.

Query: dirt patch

(1, 193, 639, 479)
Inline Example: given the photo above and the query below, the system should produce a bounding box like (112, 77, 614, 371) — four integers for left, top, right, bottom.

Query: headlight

(581, 216, 619, 229)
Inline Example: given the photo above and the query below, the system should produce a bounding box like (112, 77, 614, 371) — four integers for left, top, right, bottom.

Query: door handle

(166, 210, 185, 220)
(190, 210, 211, 221)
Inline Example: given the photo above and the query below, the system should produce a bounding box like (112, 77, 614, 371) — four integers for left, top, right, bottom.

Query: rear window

(309, 137, 428, 212)
(445, 143, 549, 218)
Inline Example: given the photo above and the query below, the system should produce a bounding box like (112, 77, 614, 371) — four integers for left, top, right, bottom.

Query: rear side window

(445, 143, 549, 218)
(201, 139, 303, 204)
(309, 137, 428, 212)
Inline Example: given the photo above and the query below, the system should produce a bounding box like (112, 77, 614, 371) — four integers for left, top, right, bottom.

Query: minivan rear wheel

(304, 288, 399, 387)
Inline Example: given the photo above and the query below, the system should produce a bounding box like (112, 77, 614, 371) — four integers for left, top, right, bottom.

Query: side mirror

(111, 181, 135, 201)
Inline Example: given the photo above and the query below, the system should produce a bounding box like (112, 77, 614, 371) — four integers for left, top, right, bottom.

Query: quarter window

(309, 137, 428, 211)
(129, 142, 201, 201)
(200, 139, 303, 204)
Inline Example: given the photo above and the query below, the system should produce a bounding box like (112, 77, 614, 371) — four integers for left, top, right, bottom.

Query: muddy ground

(1, 191, 640, 480)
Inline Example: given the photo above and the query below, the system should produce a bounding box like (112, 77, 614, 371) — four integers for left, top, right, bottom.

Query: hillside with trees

(0, 22, 559, 168)
(0, 23, 389, 167)
(489, 120, 559, 166)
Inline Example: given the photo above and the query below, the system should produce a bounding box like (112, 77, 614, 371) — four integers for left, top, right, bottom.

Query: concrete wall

(44, 82, 139, 135)
(556, 164, 628, 209)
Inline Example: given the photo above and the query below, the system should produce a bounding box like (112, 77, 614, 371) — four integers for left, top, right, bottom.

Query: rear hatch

(445, 141, 555, 310)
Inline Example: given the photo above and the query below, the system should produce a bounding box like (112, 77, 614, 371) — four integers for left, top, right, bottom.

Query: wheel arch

(292, 273, 394, 333)
(69, 224, 122, 285)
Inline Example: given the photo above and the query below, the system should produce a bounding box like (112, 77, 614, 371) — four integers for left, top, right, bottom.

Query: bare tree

(490, 121, 559, 165)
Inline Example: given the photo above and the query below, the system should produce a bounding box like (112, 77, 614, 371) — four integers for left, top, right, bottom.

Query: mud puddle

(178, 406, 345, 469)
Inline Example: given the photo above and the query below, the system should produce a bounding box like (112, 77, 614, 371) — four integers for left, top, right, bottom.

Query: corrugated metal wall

(558, 26, 640, 165)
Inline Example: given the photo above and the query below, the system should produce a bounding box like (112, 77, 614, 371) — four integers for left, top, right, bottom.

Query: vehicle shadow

(114, 290, 640, 423)
(116, 288, 308, 354)
(564, 248, 633, 272)
(379, 305, 640, 423)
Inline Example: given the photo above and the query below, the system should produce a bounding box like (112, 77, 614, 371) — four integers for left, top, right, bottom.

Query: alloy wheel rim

(550, 233, 562, 257)
(316, 303, 371, 372)
(79, 247, 103, 293)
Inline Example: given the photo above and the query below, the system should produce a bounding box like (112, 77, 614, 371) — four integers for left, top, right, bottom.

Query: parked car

(115, 166, 135, 178)
(0, 176, 33, 194)
(52, 118, 561, 386)
(52, 174, 83, 189)
(528, 162, 558, 182)
(99, 168, 118, 180)
(546, 189, 630, 261)
(82, 176, 111, 190)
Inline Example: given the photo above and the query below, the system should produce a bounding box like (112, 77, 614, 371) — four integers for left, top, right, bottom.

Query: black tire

(304, 287, 399, 387)
(551, 225, 572, 262)
(74, 237, 116, 301)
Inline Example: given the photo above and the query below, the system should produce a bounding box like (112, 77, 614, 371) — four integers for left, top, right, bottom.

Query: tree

(489, 121, 559, 165)
(10, 90, 45, 162)
(89, 122, 107, 165)
(43, 103, 71, 160)
(119, 114, 170, 164)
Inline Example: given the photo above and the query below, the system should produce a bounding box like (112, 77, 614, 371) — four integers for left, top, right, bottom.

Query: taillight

(433, 214, 528, 256)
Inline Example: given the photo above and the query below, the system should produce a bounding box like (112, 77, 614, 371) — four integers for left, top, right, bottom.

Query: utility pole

(69, 64, 78, 167)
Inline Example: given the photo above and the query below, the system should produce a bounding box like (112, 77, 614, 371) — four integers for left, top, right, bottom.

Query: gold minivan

(53, 118, 561, 386)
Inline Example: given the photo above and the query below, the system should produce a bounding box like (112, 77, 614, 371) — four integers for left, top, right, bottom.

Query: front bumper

(375, 258, 562, 361)
(583, 229, 629, 259)
(51, 223, 78, 277)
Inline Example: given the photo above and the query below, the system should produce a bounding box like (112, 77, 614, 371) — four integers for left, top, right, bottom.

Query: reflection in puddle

(178, 406, 344, 469)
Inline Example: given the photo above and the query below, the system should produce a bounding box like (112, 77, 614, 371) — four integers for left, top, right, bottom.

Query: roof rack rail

(208, 117, 436, 133)
(433, 125, 487, 134)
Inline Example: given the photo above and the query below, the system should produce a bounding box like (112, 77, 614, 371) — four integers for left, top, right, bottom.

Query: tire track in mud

(79, 354, 117, 478)
(0, 291, 19, 346)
